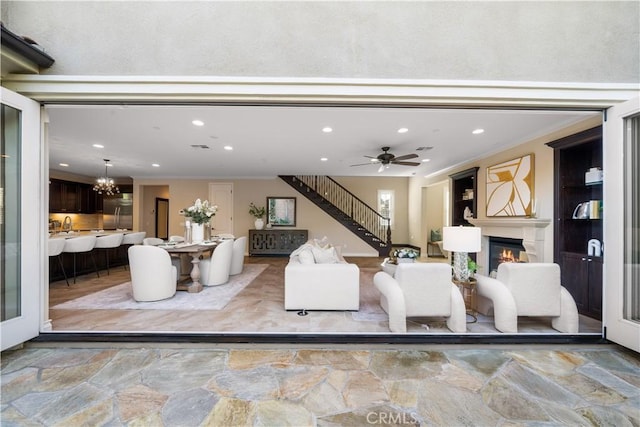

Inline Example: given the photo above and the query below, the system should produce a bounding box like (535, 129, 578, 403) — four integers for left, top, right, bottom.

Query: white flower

(182, 199, 218, 224)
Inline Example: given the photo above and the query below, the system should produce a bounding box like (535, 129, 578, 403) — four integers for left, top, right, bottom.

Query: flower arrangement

(249, 202, 265, 219)
(392, 248, 419, 259)
(180, 198, 217, 224)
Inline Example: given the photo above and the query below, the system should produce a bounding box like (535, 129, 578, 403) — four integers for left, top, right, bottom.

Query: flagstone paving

(1, 344, 638, 426)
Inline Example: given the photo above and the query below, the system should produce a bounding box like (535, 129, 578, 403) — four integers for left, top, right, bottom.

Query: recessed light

(422, 158, 431, 162)
(59, 163, 69, 167)
(223, 145, 233, 151)
(92, 144, 104, 148)
(152, 163, 160, 167)
(397, 127, 409, 133)
(192, 120, 204, 126)
(322, 127, 333, 133)
(320, 157, 328, 162)
(472, 128, 485, 135)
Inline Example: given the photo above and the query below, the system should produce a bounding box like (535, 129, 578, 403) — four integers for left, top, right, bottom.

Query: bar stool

(62, 235, 98, 284)
(121, 232, 146, 269)
(48, 238, 69, 286)
(94, 233, 124, 275)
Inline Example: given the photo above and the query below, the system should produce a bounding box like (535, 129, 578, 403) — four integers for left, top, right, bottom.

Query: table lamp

(443, 226, 482, 282)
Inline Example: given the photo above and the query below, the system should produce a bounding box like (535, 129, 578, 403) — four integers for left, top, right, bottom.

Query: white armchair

(127, 245, 177, 302)
(199, 239, 234, 286)
(475, 263, 579, 333)
(373, 263, 466, 333)
(229, 236, 247, 275)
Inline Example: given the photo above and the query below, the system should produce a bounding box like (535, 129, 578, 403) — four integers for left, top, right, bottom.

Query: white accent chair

(230, 236, 247, 275)
(169, 235, 185, 242)
(199, 239, 234, 286)
(127, 245, 177, 302)
(62, 235, 99, 284)
(94, 233, 124, 275)
(475, 263, 579, 333)
(48, 238, 69, 286)
(143, 237, 164, 246)
(374, 263, 467, 333)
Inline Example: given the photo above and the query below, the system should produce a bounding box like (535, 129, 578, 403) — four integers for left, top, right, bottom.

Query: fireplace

(468, 218, 551, 276)
(488, 237, 526, 272)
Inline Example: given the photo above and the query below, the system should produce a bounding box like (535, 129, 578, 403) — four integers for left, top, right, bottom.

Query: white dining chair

(121, 231, 146, 270)
(143, 237, 164, 246)
(128, 245, 177, 302)
(199, 239, 234, 286)
(217, 233, 235, 239)
(48, 238, 69, 286)
(62, 235, 98, 284)
(169, 235, 185, 242)
(229, 236, 247, 275)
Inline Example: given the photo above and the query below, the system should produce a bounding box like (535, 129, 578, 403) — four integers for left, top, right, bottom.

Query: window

(378, 190, 394, 227)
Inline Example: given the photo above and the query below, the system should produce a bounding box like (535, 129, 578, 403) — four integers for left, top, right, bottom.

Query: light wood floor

(48, 256, 602, 335)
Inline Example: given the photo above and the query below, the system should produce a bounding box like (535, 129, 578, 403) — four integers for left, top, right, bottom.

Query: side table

(453, 277, 477, 323)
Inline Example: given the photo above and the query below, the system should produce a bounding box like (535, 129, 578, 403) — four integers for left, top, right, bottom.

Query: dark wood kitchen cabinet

(450, 167, 478, 226)
(547, 126, 603, 320)
(50, 179, 102, 213)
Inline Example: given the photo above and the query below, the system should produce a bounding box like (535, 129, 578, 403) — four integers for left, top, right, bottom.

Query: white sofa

(284, 240, 360, 311)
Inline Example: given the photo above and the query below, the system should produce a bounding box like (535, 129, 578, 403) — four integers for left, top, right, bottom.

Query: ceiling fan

(351, 146, 420, 173)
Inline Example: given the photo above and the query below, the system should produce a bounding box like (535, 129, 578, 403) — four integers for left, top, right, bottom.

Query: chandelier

(93, 159, 119, 195)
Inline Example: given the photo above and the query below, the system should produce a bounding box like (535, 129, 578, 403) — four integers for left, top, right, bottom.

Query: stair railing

(292, 175, 391, 247)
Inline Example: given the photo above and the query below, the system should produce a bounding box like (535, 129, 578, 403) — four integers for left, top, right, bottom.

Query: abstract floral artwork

(486, 154, 534, 217)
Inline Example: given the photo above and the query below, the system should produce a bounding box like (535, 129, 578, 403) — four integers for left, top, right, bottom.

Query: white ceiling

(46, 104, 600, 179)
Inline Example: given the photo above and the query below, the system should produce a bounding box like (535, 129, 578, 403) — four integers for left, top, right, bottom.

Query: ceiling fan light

(378, 164, 385, 173)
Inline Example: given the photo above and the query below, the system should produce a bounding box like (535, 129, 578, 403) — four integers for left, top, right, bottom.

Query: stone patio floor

(1, 343, 639, 426)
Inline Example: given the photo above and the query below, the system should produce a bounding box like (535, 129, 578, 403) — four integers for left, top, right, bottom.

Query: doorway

(155, 198, 169, 240)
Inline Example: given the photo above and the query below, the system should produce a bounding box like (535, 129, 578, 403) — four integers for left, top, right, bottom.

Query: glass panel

(624, 113, 640, 323)
(1, 105, 22, 321)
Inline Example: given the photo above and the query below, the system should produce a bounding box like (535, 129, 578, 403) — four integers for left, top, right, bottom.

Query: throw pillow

(297, 249, 316, 265)
(311, 245, 339, 263)
(430, 229, 442, 242)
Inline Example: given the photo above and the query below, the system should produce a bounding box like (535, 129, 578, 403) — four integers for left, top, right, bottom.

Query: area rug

(52, 264, 268, 311)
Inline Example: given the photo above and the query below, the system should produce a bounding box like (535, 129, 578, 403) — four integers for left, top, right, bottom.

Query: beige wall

(408, 115, 603, 261)
(133, 176, 411, 256)
(3, 2, 638, 83)
(141, 185, 169, 238)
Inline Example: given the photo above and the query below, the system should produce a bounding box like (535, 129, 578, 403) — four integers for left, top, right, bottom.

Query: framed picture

(267, 196, 296, 226)
(486, 154, 534, 217)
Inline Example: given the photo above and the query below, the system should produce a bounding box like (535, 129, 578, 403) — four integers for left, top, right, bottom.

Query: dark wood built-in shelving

(547, 126, 603, 320)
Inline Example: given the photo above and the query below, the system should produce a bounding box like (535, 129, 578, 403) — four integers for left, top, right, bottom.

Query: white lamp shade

(443, 226, 482, 252)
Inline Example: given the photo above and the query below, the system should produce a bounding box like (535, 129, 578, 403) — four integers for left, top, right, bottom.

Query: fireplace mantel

(468, 218, 551, 267)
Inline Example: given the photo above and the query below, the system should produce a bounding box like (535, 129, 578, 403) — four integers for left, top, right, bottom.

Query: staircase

(279, 175, 392, 256)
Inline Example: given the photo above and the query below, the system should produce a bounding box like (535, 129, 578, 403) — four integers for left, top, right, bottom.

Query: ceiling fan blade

(350, 162, 375, 167)
(392, 161, 421, 166)
(393, 153, 419, 161)
(363, 155, 379, 160)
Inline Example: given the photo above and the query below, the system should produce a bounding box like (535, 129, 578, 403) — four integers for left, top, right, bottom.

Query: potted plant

(392, 248, 419, 263)
(180, 198, 217, 242)
(249, 202, 266, 230)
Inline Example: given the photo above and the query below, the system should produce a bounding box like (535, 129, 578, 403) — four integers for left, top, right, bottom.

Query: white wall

(408, 115, 604, 261)
(132, 176, 411, 256)
(2, 2, 638, 83)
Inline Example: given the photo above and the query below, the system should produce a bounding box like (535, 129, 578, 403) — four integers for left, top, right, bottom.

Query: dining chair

(121, 231, 146, 270)
(229, 236, 247, 275)
(48, 238, 69, 286)
(199, 239, 234, 286)
(217, 233, 235, 239)
(94, 233, 124, 275)
(169, 235, 185, 242)
(128, 245, 177, 302)
(143, 237, 164, 246)
(62, 235, 98, 284)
